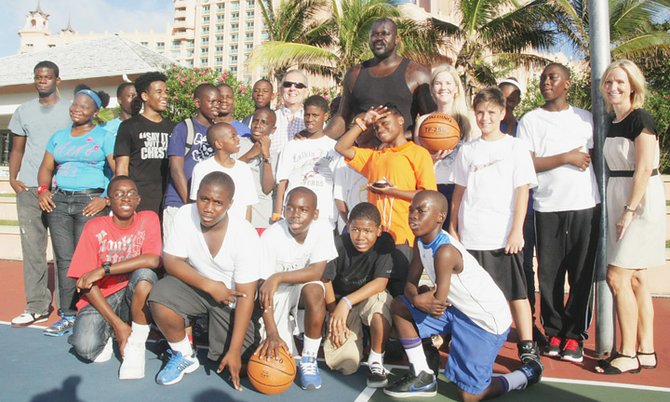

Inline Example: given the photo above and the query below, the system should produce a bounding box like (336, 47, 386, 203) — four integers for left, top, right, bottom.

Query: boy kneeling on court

(255, 187, 338, 391)
(384, 190, 543, 401)
(67, 176, 161, 380)
(322, 202, 399, 388)
(149, 172, 262, 389)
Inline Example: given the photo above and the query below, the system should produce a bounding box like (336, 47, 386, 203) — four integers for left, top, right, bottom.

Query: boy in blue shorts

(384, 190, 542, 400)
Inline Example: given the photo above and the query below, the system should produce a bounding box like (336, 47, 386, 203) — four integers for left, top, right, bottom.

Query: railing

(0, 130, 10, 166)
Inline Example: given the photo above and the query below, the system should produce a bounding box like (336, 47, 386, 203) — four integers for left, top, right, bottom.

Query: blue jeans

(68, 269, 158, 361)
(47, 191, 107, 316)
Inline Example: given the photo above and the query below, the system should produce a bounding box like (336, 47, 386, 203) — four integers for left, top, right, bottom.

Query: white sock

(168, 336, 194, 358)
(367, 350, 384, 366)
(302, 335, 321, 358)
(128, 322, 150, 344)
(405, 344, 432, 375)
(500, 369, 528, 392)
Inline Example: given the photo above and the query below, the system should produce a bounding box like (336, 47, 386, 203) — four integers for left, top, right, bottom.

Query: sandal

(595, 353, 640, 375)
(637, 352, 657, 369)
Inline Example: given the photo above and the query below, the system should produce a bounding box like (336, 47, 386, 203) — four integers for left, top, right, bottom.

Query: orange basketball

(247, 348, 296, 395)
(418, 113, 461, 152)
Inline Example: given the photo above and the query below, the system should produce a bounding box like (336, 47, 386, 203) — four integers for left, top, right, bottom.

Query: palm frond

(247, 41, 338, 72)
(612, 31, 670, 61)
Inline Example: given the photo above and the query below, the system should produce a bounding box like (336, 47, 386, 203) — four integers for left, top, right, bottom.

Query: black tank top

(350, 58, 414, 131)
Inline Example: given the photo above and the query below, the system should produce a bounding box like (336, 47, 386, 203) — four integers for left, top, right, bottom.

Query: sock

(128, 322, 150, 344)
(367, 350, 384, 366)
(400, 338, 431, 375)
(499, 369, 528, 392)
(302, 335, 321, 358)
(168, 336, 194, 358)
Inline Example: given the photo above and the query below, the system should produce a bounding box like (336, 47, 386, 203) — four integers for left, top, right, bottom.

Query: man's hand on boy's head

(208, 281, 247, 305)
(412, 289, 448, 318)
(255, 336, 289, 361)
(217, 352, 244, 391)
(258, 276, 279, 311)
(76, 267, 105, 292)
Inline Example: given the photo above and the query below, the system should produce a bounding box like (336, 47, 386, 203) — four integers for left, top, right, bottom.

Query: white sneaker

(11, 311, 48, 327)
(94, 337, 114, 363)
(119, 341, 146, 380)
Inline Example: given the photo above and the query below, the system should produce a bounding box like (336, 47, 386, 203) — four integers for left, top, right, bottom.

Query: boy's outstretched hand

(208, 281, 247, 305)
(255, 336, 290, 361)
(217, 352, 243, 391)
(412, 289, 449, 318)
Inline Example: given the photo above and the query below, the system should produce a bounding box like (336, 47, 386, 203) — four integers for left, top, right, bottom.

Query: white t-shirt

(234, 137, 274, 228)
(190, 157, 259, 221)
(275, 136, 340, 228)
(452, 135, 537, 250)
(164, 204, 261, 289)
(259, 219, 338, 280)
(333, 157, 368, 233)
(517, 106, 601, 212)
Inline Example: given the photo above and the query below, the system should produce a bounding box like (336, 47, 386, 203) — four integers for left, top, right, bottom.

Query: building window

(157, 42, 165, 50)
(216, 35, 224, 43)
(202, 26, 210, 33)
(246, 11, 254, 18)
(216, 24, 225, 33)
(48, 44, 55, 48)
(230, 55, 238, 63)
(245, 32, 254, 40)
(186, 60, 193, 66)
(201, 58, 208, 64)
(203, 5, 210, 11)
(231, 1, 240, 10)
(231, 66, 238, 73)
(217, 14, 225, 21)
(202, 38, 209, 44)
(201, 47, 209, 53)
(231, 12, 239, 20)
(231, 34, 239, 41)
(203, 16, 210, 23)
(231, 23, 239, 32)
(218, 3, 225, 10)
(216, 57, 223, 63)
(140, 41, 148, 46)
(216, 46, 223, 52)
(230, 44, 238, 51)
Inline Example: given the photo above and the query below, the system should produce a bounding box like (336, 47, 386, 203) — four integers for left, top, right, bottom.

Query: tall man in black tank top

(325, 18, 434, 139)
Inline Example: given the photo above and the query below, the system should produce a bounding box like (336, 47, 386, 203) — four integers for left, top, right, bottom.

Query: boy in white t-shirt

(517, 63, 601, 363)
(257, 187, 338, 391)
(449, 87, 540, 364)
(190, 122, 258, 222)
(149, 172, 261, 390)
(274, 95, 340, 228)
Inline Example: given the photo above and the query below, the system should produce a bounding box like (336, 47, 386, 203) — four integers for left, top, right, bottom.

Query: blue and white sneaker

(156, 350, 200, 385)
(383, 364, 437, 398)
(299, 355, 321, 390)
(43, 315, 75, 337)
(519, 358, 543, 388)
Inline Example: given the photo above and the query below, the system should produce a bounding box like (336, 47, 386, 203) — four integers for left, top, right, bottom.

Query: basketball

(247, 348, 296, 395)
(418, 113, 461, 152)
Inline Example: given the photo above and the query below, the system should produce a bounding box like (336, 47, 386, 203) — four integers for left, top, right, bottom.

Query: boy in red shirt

(68, 176, 162, 380)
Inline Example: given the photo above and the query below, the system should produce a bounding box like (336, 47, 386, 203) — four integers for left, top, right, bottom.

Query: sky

(0, 0, 173, 57)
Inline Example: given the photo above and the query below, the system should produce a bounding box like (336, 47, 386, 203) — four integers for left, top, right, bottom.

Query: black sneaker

(367, 362, 388, 388)
(560, 338, 583, 362)
(517, 340, 541, 364)
(519, 359, 543, 388)
(542, 336, 562, 357)
(383, 365, 437, 398)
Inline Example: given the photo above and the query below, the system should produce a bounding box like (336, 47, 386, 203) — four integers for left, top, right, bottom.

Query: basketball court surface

(2, 260, 669, 402)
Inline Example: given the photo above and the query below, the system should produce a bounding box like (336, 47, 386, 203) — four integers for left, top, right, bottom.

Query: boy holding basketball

(149, 172, 262, 389)
(449, 87, 540, 364)
(384, 190, 542, 400)
(323, 202, 400, 388)
(256, 186, 338, 391)
(334, 104, 437, 297)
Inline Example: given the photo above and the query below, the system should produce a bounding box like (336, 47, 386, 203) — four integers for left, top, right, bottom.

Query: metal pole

(589, 0, 614, 358)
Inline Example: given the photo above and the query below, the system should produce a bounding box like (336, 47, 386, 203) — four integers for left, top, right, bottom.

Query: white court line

(542, 376, 670, 393)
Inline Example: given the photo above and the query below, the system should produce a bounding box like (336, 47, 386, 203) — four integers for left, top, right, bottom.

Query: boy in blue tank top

(384, 190, 543, 401)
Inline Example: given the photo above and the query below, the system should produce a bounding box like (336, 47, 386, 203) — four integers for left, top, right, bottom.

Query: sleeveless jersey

(350, 58, 414, 131)
(417, 230, 512, 335)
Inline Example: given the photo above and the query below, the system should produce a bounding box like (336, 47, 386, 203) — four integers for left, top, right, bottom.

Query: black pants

(535, 205, 600, 340)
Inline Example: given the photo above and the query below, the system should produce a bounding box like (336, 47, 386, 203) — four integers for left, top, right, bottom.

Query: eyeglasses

(110, 190, 140, 200)
(282, 81, 307, 89)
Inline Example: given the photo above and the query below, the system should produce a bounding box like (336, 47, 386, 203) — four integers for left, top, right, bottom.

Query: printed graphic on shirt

(139, 131, 170, 160)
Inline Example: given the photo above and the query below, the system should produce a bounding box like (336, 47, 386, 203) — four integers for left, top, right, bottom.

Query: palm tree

(552, 0, 670, 65)
(249, 0, 445, 85)
(428, 0, 562, 94)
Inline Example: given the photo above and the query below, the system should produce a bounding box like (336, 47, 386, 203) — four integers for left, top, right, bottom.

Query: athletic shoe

(367, 362, 388, 388)
(156, 350, 200, 385)
(517, 340, 541, 364)
(93, 337, 114, 363)
(299, 355, 321, 390)
(542, 336, 562, 357)
(11, 311, 48, 328)
(560, 338, 583, 362)
(519, 359, 543, 388)
(383, 365, 437, 398)
(119, 341, 146, 379)
(43, 315, 76, 337)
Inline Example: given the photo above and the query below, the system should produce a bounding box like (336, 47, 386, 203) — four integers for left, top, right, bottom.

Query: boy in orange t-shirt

(335, 103, 436, 295)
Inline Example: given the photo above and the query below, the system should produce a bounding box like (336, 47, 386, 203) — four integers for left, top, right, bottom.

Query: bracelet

(271, 212, 282, 222)
(37, 185, 48, 195)
(355, 117, 367, 131)
(341, 296, 353, 310)
(624, 205, 636, 213)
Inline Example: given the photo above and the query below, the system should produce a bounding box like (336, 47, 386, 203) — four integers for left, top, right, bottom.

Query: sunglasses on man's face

(282, 81, 307, 89)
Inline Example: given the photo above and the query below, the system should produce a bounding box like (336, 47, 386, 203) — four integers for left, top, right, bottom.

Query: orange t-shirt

(347, 141, 437, 245)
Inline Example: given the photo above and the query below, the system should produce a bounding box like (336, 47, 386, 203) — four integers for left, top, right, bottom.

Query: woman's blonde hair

(599, 59, 647, 113)
(430, 64, 473, 139)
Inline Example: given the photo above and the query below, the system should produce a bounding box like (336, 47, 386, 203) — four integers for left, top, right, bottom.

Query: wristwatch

(103, 261, 112, 276)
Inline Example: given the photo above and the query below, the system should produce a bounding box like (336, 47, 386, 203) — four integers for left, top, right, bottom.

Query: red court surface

(2, 259, 669, 391)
